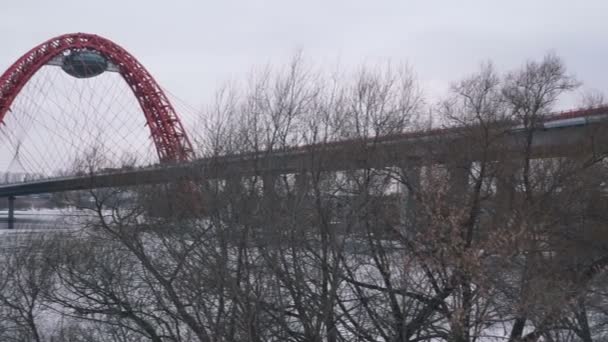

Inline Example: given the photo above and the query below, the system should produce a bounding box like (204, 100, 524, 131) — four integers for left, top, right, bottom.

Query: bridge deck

(0, 107, 606, 198)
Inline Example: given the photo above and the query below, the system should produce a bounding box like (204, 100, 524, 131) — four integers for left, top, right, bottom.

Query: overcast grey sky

(1, 0, 607, 110)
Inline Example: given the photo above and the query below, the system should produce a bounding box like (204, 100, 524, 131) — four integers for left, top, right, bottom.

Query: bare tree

(2, 53, 607, 342)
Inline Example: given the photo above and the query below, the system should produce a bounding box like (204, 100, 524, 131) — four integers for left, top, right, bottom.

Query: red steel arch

(0, 33, 194, 163)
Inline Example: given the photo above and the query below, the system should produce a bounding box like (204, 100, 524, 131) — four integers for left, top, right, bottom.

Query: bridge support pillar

(7, 195, 15, 229)
(224, 176, 244, 223)
(496, 161, 518, 209)
(448, 162, 471, 203)
(399, 167, 420, 228)
(263, 173, 279, 202)
(225, 177, 243, 195)
(295, 173, 309, 199)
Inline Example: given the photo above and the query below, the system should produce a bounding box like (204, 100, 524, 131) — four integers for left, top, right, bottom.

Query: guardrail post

(8, 195, 15, 229)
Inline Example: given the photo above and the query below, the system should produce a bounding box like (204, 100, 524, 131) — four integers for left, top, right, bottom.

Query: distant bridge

(0, 105, 606, 198)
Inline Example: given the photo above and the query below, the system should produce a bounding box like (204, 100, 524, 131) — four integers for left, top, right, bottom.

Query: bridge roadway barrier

(0, 116, 605, 199)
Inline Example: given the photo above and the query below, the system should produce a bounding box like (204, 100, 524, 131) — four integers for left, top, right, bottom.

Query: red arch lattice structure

(0, 32, 194, 163)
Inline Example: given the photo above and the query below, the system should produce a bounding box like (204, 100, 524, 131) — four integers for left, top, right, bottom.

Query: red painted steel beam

(0, 33, 194, 163)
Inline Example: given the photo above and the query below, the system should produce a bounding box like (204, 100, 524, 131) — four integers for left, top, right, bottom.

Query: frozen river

(0, 208, 91, 231)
